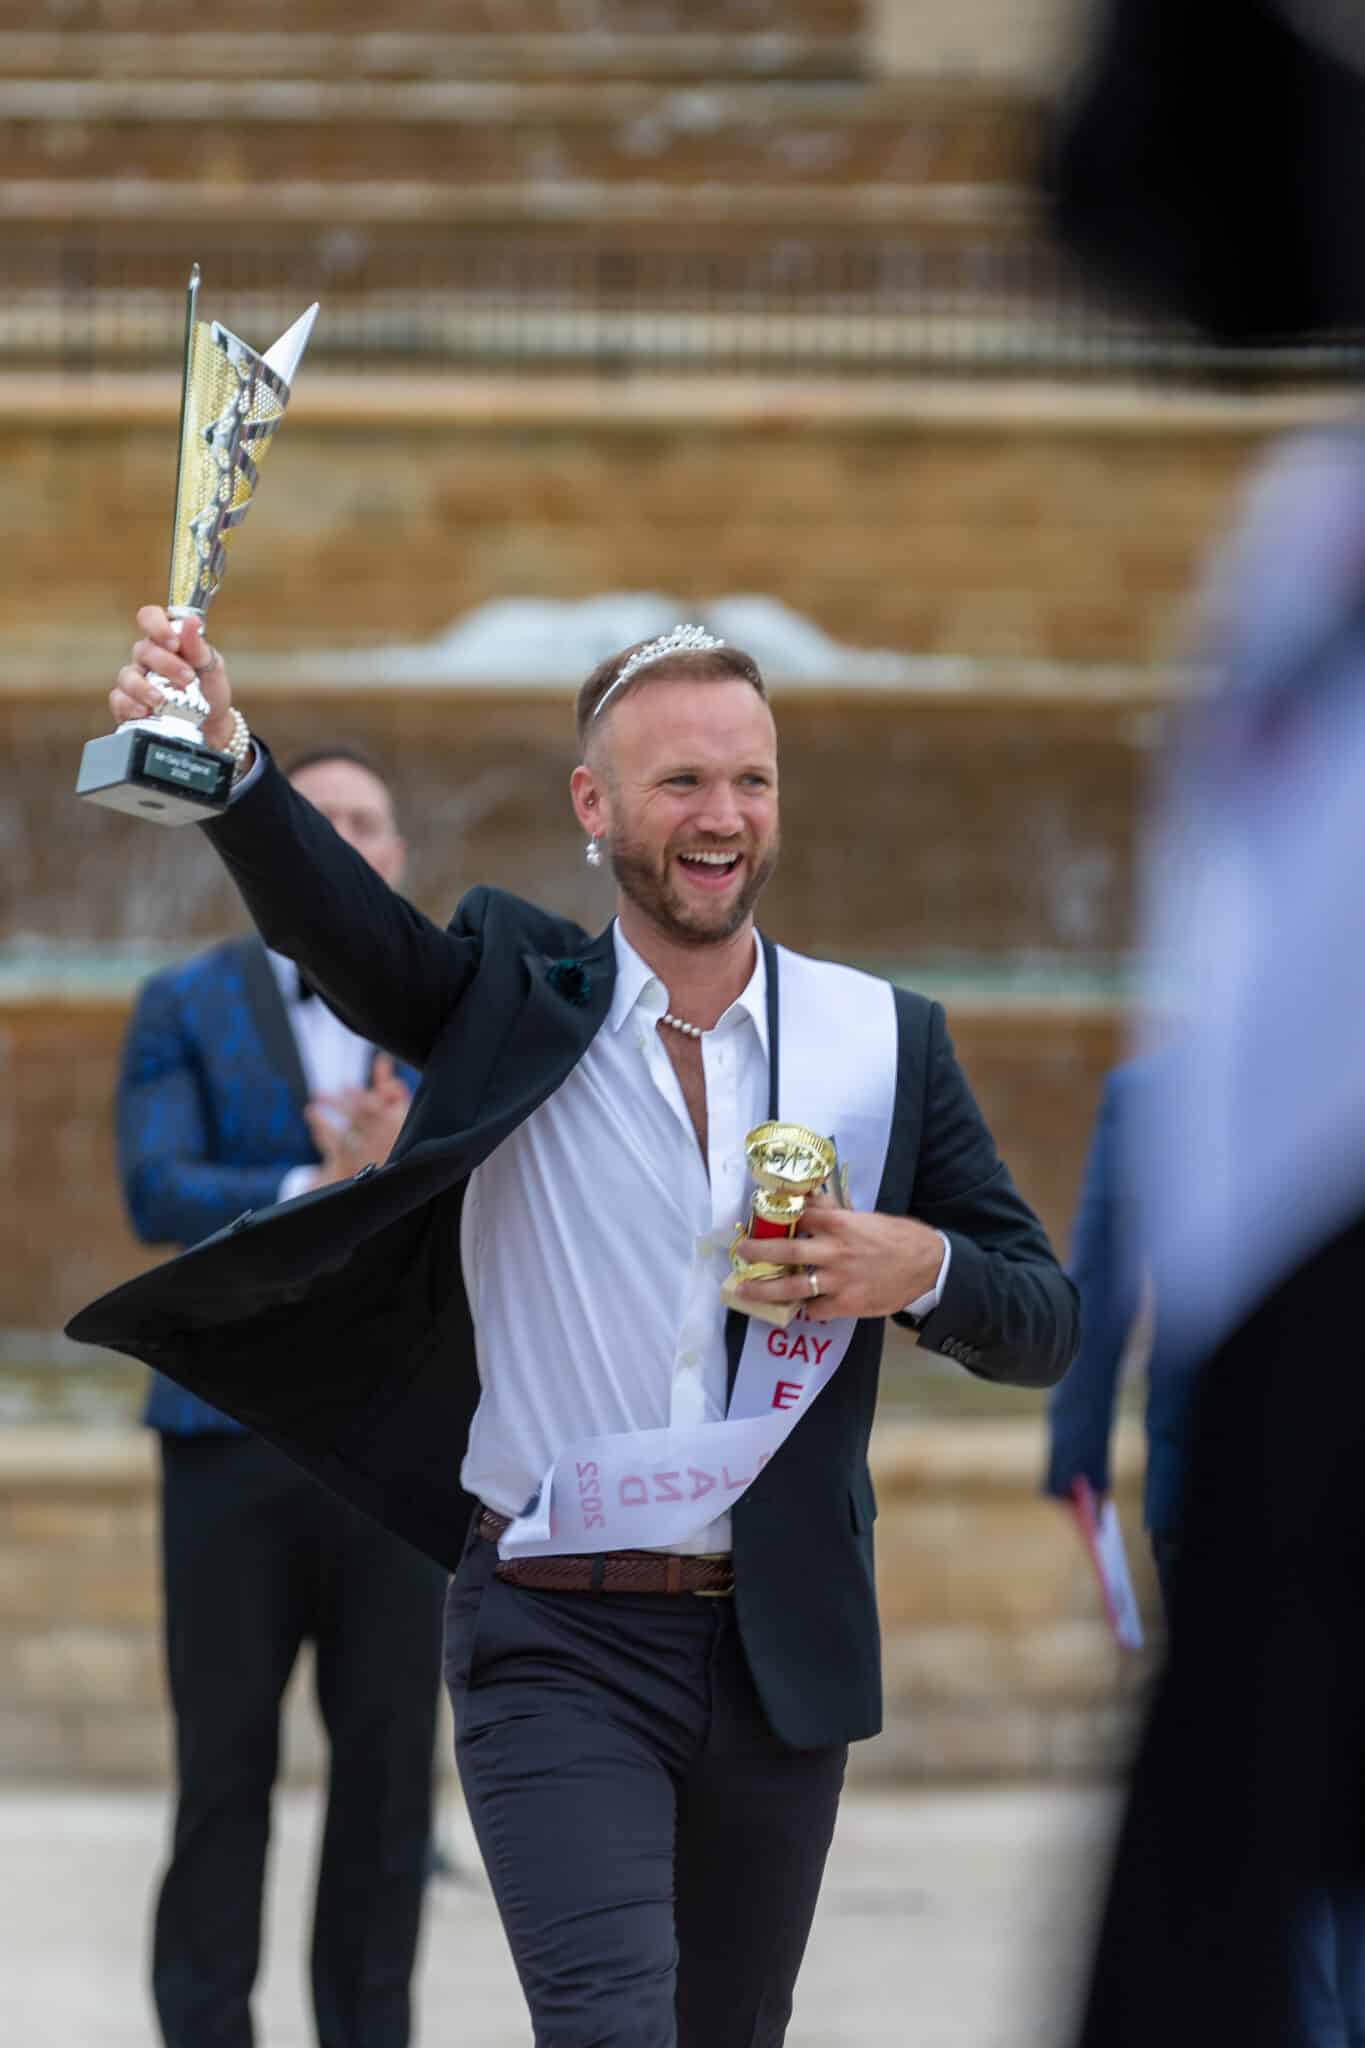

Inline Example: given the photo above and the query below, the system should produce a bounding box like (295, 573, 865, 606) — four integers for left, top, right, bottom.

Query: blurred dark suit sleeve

(1074, 1218, 1365, 2048)
(1044, 1069, 1139, 1499)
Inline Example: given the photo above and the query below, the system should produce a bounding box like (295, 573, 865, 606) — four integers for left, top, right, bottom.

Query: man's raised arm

(112, 606, 476, 1070)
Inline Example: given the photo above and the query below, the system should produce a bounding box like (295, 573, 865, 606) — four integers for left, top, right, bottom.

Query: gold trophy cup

(75, 264, 317, 824)
(721, 1122, 837, 1328)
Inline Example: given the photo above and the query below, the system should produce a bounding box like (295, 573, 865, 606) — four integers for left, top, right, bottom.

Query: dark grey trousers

(153, 1433, 447, 2048)
(445, 1524, 847, 2048)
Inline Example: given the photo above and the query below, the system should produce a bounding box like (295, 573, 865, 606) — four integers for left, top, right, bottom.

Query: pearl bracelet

(223, 706, 252, 778)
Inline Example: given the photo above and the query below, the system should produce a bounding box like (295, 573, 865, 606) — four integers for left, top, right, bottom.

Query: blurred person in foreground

(118, 746, 446, 2048)
(1051, 8, 1365, 2037)
(74, 611, 1078, 2048)
(1045, 1050, 1365, 2044)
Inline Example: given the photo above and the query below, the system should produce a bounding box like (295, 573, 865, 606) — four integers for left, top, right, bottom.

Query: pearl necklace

(660, 1010, 703, 1039)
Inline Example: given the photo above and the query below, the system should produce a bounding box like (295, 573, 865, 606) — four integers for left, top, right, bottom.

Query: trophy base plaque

(76, 724, 235, 826)
(720, 1270, 801, 1329)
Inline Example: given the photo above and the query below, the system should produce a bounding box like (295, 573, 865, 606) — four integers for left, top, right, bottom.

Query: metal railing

(6, 234, 1361, 380)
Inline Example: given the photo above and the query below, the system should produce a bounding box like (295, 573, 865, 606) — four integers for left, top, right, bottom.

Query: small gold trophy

(722, 1122, 837, 1328)
(76, 264, 318, 824)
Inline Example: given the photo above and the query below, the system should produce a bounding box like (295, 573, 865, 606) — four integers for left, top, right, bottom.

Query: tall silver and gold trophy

(76, 265, 318, 824)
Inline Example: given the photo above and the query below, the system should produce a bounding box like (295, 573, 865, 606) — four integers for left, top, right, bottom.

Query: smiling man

(74, 612, 1077, 2048)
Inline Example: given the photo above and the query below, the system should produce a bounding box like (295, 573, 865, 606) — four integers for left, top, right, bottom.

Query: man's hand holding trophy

(110, 604, 237, 753)
(77, 265, 315, 823)
(722, 1123, 839, 1329)
(725, 1121, 950, 1326)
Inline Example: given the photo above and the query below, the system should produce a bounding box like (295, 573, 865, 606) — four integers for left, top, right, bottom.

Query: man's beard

(608, 829, 778, 948)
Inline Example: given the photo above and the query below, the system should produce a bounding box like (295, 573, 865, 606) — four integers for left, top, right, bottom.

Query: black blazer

(69, 750, 1077, 1748)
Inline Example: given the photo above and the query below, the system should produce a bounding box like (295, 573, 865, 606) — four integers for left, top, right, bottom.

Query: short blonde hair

(576, 642, 767, 750)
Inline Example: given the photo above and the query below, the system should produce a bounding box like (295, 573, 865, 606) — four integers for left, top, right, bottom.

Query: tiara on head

(591, 623, 726, 719)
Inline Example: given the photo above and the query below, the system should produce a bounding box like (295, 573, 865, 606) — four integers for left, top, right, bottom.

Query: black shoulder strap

(762, 932, 780, 1119)
(726, 935, 781, 1396)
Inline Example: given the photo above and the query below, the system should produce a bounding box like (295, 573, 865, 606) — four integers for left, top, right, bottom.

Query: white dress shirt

(268, 950, 374, 1205)
(460, 924, 948, 1555)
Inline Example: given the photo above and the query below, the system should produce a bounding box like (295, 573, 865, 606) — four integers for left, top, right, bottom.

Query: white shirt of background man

(459, 924, 948, 1556)
(268, 949, 374, 1205)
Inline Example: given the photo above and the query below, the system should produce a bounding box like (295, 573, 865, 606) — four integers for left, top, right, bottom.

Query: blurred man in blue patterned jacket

(117, 746, 444, 2048)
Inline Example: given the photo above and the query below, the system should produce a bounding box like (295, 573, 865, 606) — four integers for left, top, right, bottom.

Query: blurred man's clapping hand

(302, 1053, 411, 1191)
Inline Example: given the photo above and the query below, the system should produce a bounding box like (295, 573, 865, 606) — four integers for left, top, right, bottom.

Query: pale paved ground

(0, 1782, 1119, 2047)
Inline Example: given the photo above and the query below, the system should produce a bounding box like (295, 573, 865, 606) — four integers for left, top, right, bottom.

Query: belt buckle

(693, 1572, 736, 1598)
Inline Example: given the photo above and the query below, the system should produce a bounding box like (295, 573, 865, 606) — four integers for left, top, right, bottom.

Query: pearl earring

(585, 837, 603, 869)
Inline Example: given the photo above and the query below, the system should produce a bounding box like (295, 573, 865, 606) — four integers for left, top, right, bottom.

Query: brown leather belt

(478, 1507, 735, 1597)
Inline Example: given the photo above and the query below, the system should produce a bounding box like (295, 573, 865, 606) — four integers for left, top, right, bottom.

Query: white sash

(498, 947, 899, 1559)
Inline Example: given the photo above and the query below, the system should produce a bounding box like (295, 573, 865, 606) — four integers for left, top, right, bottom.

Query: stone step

(24, 0, 865, 36)
(0, 1422, 1153, 1787)
(0, 371, 1336, 667)
(0, 78, 1041, 192)
(0, 176, 1028, 234)
(0, 25, 869, 83)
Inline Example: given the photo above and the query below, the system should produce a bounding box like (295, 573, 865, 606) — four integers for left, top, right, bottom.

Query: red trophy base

(722, 1203, 805, 1327)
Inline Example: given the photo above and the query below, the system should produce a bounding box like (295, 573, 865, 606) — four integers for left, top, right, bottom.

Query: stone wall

(0, 1421, 1157, 1784)
(872, 1422, 1155, 1777)
(3, 379, 1332, 674)
(0, 1431, 165, 1780)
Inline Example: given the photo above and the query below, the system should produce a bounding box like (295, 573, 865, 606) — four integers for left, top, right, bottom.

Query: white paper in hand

(1069, 1477, 1145, 1652)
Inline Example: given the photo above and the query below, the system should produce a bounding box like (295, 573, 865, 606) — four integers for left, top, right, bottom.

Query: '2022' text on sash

(498, 947, 898, 1559)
